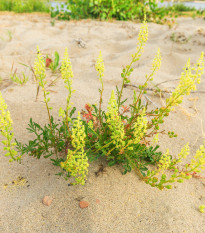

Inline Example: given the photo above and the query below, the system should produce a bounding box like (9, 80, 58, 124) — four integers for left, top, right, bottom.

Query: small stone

(42, 196, 52, 206)
(79, 201, 89, 209)
(96, 199, 100, 204)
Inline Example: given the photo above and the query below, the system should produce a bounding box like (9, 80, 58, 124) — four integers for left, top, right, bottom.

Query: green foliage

(168, 3, 196, 12)
(15, 116, 71, 159)
(0, 30, 13, 42)
(10, 72, 29, 86)
(166, 3, 205, 18)
(0, 0, 50, 13)
(46, 51, 60, 73)
(0, 0, 204, 23)
(51, 0, 169, 22)
(50, 19, 55, 26)
(50, 0, 205, 23)
(1, 20, 205, 189)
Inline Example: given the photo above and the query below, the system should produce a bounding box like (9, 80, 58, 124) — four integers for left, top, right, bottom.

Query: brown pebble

(96, 199, 100, 204)
(79, 201, 89, 209)
(42, 196, 52, 206)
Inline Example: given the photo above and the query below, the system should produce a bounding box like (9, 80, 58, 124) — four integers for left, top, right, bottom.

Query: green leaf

(54, 51, 60, 69)
(177, 179, 184, 183)
(165, 185, 172, 189)
(44, 152, 53, 158)
(108, 160, 116, 166)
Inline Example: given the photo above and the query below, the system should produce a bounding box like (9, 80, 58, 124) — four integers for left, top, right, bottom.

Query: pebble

(79, 201, 89, 209)
(96, 199, 100, 204)
(42, 196, 52, 206)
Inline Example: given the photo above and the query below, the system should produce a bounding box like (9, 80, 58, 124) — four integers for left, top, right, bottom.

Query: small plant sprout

(10, 71, 29, 86)
(7, 30, 12, 42)
(2, 21, 205, 191)
(46, 51, 60, 73)
(50, 19, 55, 27)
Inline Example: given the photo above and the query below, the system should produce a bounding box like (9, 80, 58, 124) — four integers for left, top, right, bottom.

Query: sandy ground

(0, 13, 205, 233)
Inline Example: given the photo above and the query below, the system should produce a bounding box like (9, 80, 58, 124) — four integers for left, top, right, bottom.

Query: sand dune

(0, 13, 205, 233)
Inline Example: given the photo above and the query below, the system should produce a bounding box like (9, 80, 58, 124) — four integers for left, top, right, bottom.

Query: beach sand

(0, 13, 205, 233)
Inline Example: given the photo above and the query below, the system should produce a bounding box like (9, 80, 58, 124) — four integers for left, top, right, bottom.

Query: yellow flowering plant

(1, 19, 205, 189)
(60, 112, 89, 185)
(0, 92, 20, 162)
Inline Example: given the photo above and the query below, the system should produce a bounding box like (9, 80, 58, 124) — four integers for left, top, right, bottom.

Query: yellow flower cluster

(157, 149, 171, 172)
(166, 52, 204, 108)
(133, 108, 148, 144)
(106, 91, 125, 150)
(34, 46, 52, 127)
(137, 16, 148, 53)
(61, 48, 74, 83)
(60, 48, 75, 123)
(34, 46, 46, 83)
(173, 143, 189, 164)
(58, 106, 66, 119)
(95, 51, 104, 78)
(0, 92, 19, 162)
(71, 112, 86, 149)
(189, 143, 205, 172)
(129, 18, 148, 65)
(152, 48, 161, 72)
(152, 133, 159, 144)
(88, 120, 94, 131)
(60, 112, 89, 185)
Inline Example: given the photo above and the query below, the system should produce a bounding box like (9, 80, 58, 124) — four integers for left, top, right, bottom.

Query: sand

(0, 13, 205, 233)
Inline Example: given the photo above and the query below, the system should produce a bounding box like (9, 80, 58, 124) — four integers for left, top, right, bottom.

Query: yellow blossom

(95, 51, 104, 78)
(0, 92, 19, 161)
(106, 91, 125, 149)
(152, 133, 159, 144)
(60, 112, 89, 185)
(34, 46, 52, 126)
(189, 143, 205, 172)
(166, 52, 204, 109)
(152, 48, 161, 72)
(60, 48, 75, 124)
(58, 107, 66, 119)
(133, 108, 148, 144)
(158, 149, 171, 172)
(137, 16, 148, 53)
(61, 48, 74, 82)
(34, 46, 46, 83)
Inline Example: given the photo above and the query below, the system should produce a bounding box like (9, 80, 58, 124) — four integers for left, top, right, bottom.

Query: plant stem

(117, 47, 141, 110)
(99, 77, 104, 127)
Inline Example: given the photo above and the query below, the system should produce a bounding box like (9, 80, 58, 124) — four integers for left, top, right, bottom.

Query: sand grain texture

(0, 14, 205, 233)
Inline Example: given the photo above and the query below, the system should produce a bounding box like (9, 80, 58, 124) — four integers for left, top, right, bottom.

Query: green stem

(43, 92, 52, 133)
(147, 85, 192, 130)
(117, 47, 141, 110)
(118, 78, 126, 110)
(125, 153, 145, 180)
(92, 139, 116, 153)
(99, 77, 104, 127)
(134, 67, 157, 112)
(65, 80, 72, 138)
